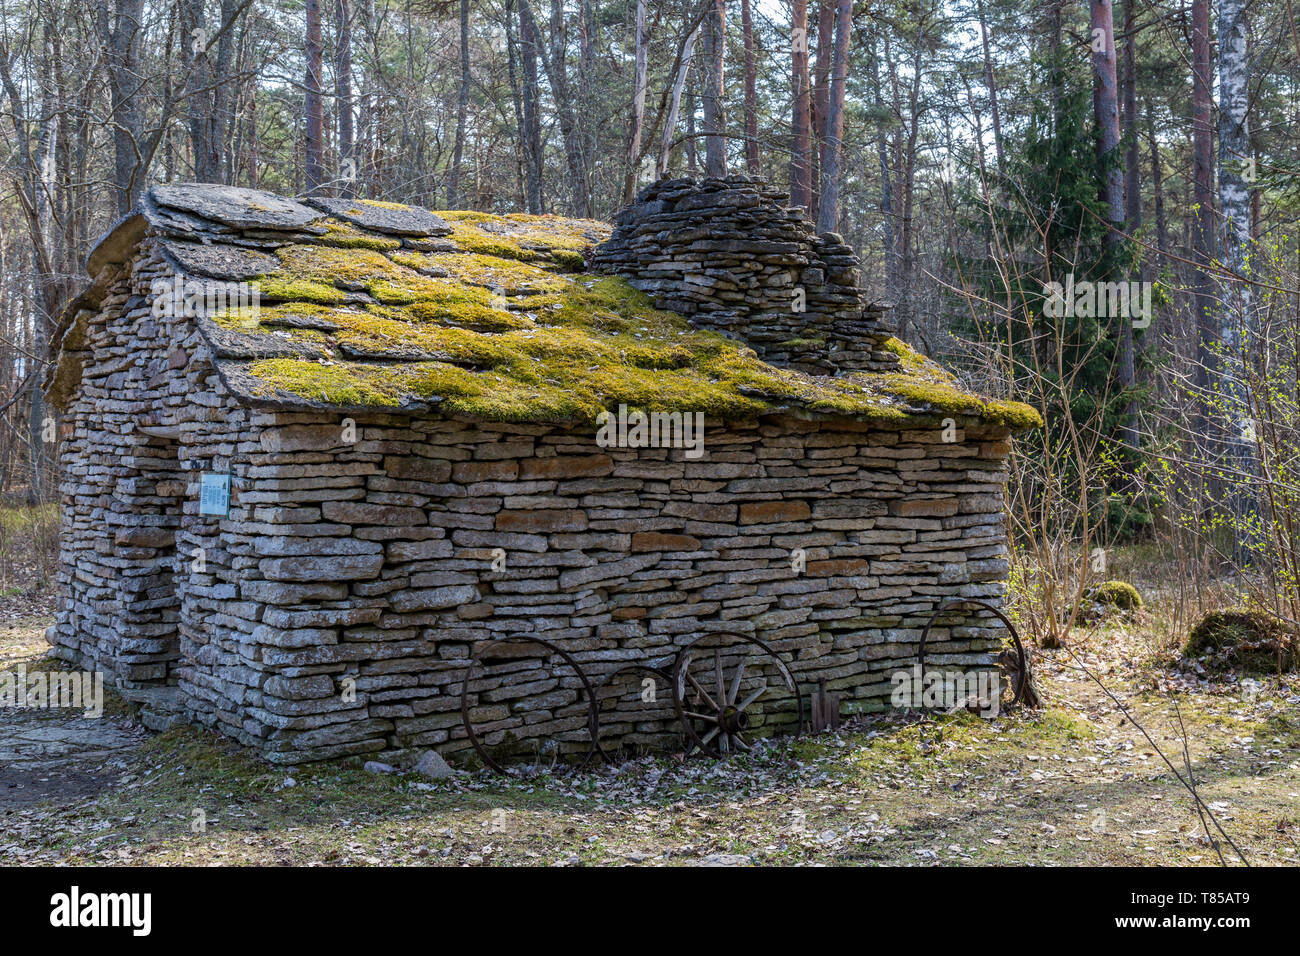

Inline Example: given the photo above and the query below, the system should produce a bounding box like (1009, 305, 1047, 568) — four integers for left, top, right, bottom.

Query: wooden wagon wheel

(586, 662, 675, 766)
(916, 599, 1033, 713)
(460, 636, 600, 776)
(671, 633, 804, 757)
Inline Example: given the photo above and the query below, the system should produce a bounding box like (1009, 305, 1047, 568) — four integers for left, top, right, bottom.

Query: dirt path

(0, 617, 149, 809)
(0, 706, 148, 808)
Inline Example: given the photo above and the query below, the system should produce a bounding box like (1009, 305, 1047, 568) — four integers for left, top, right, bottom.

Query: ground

(2, 593, 1297, 866)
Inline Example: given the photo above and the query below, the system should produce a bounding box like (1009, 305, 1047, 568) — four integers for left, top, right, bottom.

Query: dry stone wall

(87, 409, 1010, 764)
(591, 176, 897, 376)
(49, 245, 249, 697)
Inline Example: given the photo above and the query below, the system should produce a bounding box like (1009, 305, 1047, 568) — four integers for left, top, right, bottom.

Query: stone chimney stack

(592, 176, 898, 376)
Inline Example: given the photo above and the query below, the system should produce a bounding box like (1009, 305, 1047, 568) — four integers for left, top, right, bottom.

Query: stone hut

(45, 177, 1040, 765)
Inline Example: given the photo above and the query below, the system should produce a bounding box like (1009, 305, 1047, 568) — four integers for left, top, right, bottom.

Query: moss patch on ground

(1183, 607, 1298, 673)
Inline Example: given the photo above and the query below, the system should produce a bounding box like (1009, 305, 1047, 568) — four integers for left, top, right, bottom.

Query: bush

(1182, 607, 1298, 673)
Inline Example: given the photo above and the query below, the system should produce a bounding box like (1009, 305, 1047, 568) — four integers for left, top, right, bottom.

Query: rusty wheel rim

(587, 663, 674, 766)
(916, 599, 1028, 711)
(671, 633, 804, 758)
(460, 636, 600, 776)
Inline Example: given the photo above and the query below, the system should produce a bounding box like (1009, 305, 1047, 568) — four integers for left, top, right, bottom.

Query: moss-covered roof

(56, 183, 1041, 430)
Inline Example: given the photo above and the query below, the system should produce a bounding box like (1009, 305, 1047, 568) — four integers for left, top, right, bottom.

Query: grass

(0, 502, 57, 600)
(3, 589, 1298, 866)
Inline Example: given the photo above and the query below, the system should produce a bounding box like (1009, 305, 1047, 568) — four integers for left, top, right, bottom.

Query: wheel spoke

(701, 726, 721, 746)
(727, 653, 748, 705)
(733, 733, 750, 751)
(718, 731, 729, 754)
(714, 649, 726, 702)
(684, 671, 719, 711)
(736, 682, 768, 712)
(683, 710, 717, 723)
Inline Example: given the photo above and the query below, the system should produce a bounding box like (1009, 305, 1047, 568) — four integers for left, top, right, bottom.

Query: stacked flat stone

(45, 181, 1023, 766)
(591, 175, 896, 375)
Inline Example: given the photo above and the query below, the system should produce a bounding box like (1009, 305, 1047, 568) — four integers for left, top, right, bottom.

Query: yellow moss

(433, 210, 509, 224)
(224, 209, 1039, 430)
(444, 222, 534, 260)
(249, 358, 406, 407)
(547, 249, 586, 271)
(357, 199, 416, 211)
(392, 252, 569, 295)
(256, 277, 346, 305)
(428, 211, 602, 270)
(272, 244, 456, 304)
(317, 220, 403, 251)
(983, 399, 1045, 430)
(395, 300, 532, 332)
(213, 302, 345, 330)
(881, 336, 936, 373)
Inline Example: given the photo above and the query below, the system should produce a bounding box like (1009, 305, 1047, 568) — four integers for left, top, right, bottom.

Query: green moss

(432, 212, 598, 269)
(881, 336, 931, 371)
(1089, 580, 1143, 611)
(983, 400, 1045, 430)
(873, 340, 1043, 429)
(256, 276, 346, 305)
(223, 209, 1038, 429)
(1182, 607, 1298, 672)
(394, 252, 570, 295)
(317, 220, 403, 251)
(396, 300, 532, 332)
(548, 249, 586, 271)
(445, 222, 534, 260)
(212, 303, 334, 333)
(249, 358, 405, 407)
(272, 244, 462, 305)
(1073, 580, 1143, 624)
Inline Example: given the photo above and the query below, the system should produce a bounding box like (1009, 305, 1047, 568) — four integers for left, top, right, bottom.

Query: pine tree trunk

(740, 0, 759, 175)
(304, 0, 325, 195)
(624, 0, 648, 202)
(975, 0, 1003, 175)
(702, 0, 727, 178)
(789, 0, 812, 211)
(336, 0, 355, 197)
(814, 0, 849, 236)
(448, 0, 470, 207)
(518, 0, 545, 213)
(1091, 0, 1137, 466)
(810, 0, 832, 219)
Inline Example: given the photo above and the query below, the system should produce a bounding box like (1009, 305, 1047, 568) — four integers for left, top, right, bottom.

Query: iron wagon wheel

(460, 636, 601, 777)
(916, 599, 1028, 712)
(586, 663, 674, 766)
(671, 632, 804, 758)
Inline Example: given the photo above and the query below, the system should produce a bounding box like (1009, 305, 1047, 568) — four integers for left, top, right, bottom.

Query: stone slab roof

(49, 182, 1041, 430)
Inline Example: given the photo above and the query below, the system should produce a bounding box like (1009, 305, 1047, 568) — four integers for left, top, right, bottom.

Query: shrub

(1182, 607, 1298, 673)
